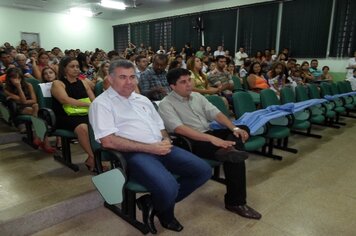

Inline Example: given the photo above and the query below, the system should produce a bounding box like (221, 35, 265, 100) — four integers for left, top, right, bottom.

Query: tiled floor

(1, 118, 356, 235)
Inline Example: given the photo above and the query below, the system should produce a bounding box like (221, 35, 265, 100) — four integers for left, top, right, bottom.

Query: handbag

(63, 97, 91, 116)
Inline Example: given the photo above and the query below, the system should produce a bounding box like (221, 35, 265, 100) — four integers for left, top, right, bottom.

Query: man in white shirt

(234, 47, 248, 71)
(89, 60, 211, 234)
(213, 46, 225, 58)
(346, 51, 356, 79)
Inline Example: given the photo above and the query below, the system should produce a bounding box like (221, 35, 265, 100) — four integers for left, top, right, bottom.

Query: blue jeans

(124, 146, 211, 222)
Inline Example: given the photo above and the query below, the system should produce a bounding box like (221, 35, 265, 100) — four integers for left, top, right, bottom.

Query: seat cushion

(265, 126, 290, 139)
(244, 136, 266, 151)
(52, 129, 77, 138)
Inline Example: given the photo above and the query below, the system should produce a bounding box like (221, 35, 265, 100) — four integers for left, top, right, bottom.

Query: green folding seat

(31, 82, 78, 171)
(307, 83, 340, 128)
(280, 87, 321, 138)
(319, 82, 346, 125)
(294, 85, 325, 125)
(259, 89, 298, 157)
(233, 91, 288, 160)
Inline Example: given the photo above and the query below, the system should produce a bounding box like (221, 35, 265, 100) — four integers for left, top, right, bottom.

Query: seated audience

(187, 56, 221, 95)
(32, 52, 58, 81)
(207, 55, 234, 103)
(213, 46, 225, 58)
(16, 40, 29, 54)
(89, 60, 211, 234)
(4, 68, 55, 153)
(300, 61, 314, 83)
(309, 59, 322, 80)
(247, 62, 269, 92)
(287, 69, 303, 90)
(266, 62, 286, 95)
(51, 57, 96, 171)
(15, 54, 33, 78)
(139, 54, 171, 101)
(0, 49, 15, 75)
(77, 52, 96, 81)
(320, 66, 333, 82)
(159, 68, 262, 220)
(168, 60, 181, 71)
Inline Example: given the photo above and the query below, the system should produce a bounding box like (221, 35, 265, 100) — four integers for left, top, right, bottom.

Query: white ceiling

(0, 0, 234, 20)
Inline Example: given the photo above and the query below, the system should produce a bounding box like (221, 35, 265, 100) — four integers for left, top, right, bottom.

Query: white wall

(0, 7, 113, 52)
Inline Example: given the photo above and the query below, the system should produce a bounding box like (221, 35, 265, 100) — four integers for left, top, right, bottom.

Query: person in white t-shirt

(346, 51, 356, 79)
(234, 47, 248, 71)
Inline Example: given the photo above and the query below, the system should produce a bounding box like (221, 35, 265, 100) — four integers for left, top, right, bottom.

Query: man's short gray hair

(109, 59, 135, 75)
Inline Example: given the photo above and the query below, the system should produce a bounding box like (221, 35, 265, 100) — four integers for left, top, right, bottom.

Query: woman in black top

(51, 57, 96, 171)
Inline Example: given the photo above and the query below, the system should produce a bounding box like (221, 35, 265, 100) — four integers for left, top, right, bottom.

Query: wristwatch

(232, 127, 240, 132)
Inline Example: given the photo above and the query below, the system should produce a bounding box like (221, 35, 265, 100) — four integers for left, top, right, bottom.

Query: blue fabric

(266, 103, 295, 113)
(123, 146, 211, 222)
(324, 91, 356, 100)
(210, 98, 327, 135)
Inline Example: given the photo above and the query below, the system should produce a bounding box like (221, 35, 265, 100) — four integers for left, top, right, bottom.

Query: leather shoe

(136, 194, 157, 234)
(160, 217, 184, 232)
(215, 147, 248, 163)
(225, 204, 262, 220)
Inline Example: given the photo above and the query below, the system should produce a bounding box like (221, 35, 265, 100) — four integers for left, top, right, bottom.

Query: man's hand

(150, 140, 173, 156)
(233, 128, 249, 143)
(209, 136, 235, 148)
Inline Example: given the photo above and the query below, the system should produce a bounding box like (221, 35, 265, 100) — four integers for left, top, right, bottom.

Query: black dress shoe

(225, 204, 262, 220)
(215, 147, 249, 163)
(160, 217, 184, 232)
(136, 194, 157, 234)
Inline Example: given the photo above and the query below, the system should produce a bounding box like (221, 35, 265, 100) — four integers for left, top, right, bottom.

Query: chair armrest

(95, 147, 128, 174)
(38, 108, 56, 130)
(169, 133, 193, 152)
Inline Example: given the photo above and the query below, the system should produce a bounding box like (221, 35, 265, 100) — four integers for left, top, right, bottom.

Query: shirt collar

(107, 86, 140, 100)
(170, 90, 192, 102)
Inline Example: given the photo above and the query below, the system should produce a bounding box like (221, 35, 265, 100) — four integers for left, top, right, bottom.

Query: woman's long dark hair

(57, 56, 78, 81)
(5, 67, 30, 98)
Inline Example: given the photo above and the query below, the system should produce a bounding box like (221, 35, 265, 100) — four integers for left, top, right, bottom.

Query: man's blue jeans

(123, 146, 211, 223)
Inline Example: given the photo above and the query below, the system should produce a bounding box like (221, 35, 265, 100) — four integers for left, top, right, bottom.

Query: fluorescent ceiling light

(100, 0, 126, 10)
(69, 8, 94, 17)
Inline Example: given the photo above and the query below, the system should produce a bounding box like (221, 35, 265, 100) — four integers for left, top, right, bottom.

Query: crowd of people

(1, 39, 356, 234)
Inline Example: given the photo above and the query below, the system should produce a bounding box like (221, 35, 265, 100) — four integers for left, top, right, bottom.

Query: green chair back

(25, 77, 40, 95)
(206, 95, 229, 117)
(330, 83, 340, 95)
(344, 81, 353, 92)
(260, 89, 280, 108)
(94, 80, 104, 97)
(280, 87, 296, 104)
(308, 84, 321, 99)
(242, 77, 250, 90)
(36, 84, 53, 109)
(232, 76, 243, 91)
(319, 82, 332, 97)
(295, 86, 309, 101)
(337, 81, 348, 94)
(232, 91, 256, 118)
